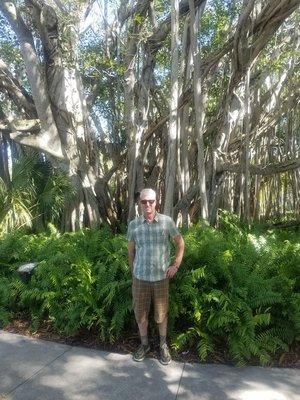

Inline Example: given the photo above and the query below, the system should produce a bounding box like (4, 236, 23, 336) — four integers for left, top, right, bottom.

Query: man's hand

(166, 265, 178, 278)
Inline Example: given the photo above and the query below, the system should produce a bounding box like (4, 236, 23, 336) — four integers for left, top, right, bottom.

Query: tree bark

(124, 0, 150, 221)
(163, 0, 180, 216)
(1, 1, 103, 229)
(243, 67, 251, 224)
(189, 0, 208, 220)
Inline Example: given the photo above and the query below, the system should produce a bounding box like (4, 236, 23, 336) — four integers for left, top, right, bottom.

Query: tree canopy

(0, 0, 299, 232)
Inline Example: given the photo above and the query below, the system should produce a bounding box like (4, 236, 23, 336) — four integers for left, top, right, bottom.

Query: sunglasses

(140, 199, 155, 205)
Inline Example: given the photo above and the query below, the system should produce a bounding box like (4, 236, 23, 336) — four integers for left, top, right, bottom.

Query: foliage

(0, 154, 75, 235)
(0, 155, 36, 234)
(0, 259, 24, 328)
(1, 0, 299, 228)
(0, 215, 299, 365)
(171, 213, 300, 365)
(0, 227, 133, 341)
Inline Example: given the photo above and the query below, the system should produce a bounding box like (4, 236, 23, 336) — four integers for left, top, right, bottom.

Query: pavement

(0, 330, 299, 400)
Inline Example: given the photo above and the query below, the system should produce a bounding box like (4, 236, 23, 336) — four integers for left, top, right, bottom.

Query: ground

(3, 318, 299, 368)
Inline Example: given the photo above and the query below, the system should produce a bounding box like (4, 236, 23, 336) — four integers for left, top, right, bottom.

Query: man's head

(139, 188, 156, 219)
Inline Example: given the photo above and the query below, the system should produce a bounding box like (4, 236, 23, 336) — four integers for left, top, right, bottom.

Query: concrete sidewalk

(0, 330, 299, 400)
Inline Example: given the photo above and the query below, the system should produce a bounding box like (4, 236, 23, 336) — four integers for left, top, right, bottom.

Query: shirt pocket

(153, 228, 168, 244)
(134, 226, 147, 246)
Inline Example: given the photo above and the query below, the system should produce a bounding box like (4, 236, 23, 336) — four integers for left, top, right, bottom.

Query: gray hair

(140, 188, 156, 200)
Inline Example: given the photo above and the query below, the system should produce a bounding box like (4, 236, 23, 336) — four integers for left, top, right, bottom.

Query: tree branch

(0, 118, 40, 133)
(83, 0, 97, 20)
(0, 58, 37, 117)
(1, 1, 64, 160)
(148, 0, 206, 52)
(51, 0, 68, 13)
(174, 155, 300, 214)
(218, 158, 300, 176)
(1, 128, 64, 159)
(0, 118, 64, 159)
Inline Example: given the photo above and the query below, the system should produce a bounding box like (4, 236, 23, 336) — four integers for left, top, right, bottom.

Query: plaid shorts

(132, 277, 169, 324)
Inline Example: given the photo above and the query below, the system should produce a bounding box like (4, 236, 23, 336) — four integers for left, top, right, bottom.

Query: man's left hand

(166, 265, 178, 278)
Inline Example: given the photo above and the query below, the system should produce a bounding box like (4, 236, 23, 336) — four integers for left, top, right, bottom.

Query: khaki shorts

(132, 277, 169, 324)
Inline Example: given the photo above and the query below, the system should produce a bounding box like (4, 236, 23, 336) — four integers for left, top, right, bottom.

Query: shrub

(0, 216, 299, 365)
(171, 215, 299, 365)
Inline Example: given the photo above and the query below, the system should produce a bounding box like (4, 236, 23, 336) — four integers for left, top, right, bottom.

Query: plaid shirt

(127, 213, 180, 282)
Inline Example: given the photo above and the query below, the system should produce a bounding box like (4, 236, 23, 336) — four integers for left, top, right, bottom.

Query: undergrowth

(0, 213, 299, 365)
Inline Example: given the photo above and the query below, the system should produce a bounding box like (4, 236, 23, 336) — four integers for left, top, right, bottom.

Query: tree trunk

(189, 0, 208, 220)
(1, 1, 103, 230)
(163, 0, 179, 216)
(124, 0, 150, 221)
(0, 134, 10, 186)
(178, 17, 191, 227)
(243, 67, 251, 224)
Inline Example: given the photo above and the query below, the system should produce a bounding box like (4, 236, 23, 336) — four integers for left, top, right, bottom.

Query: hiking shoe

(160, 343, 171, 365)
(133, 344, 150, 362)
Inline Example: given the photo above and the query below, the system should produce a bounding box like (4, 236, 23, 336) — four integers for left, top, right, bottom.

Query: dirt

(3, 318, 300, 368)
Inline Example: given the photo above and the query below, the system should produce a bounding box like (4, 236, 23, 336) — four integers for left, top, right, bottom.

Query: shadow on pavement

(1, 331, 299, 400)
(0, 331, 182, 400)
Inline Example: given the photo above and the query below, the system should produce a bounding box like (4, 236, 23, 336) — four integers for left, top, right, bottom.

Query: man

(127, 188, 185, 365)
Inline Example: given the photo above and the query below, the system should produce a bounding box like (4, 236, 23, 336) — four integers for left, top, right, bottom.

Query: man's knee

(154, 311, 168, 325)
(135, 311, 149, 326)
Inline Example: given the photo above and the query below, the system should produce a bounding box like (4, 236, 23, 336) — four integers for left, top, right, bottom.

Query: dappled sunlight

(8, 344, 182, 399)
(1, 330, 299, 400)
(178, 364, 300, 400)
(247, 234, 267, 251)
(235, 388, 288, 400)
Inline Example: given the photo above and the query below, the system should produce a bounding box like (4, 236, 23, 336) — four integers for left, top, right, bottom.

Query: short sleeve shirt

(127, 213, 180, 282)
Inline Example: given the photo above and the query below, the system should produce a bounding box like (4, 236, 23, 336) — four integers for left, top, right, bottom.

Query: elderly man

(127, 188, 185, 365)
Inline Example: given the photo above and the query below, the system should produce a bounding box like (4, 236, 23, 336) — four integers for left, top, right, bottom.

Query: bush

(171, 214, 300, 365)
(0, 227, 132, 341)
(0, 215, 299, 365)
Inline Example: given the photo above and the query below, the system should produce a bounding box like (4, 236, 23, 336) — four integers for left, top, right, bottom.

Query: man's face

(140, 194, 156, 216)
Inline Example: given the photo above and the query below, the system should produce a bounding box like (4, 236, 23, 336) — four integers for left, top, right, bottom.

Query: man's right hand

(166, 265, 178, 278)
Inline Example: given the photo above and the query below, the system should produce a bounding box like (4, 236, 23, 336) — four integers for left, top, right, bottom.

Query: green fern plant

(171, 219, 299, 365)
(0, 218, 299, 366)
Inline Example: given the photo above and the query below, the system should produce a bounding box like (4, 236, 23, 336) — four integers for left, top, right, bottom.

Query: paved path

(0, 330, 299, 400)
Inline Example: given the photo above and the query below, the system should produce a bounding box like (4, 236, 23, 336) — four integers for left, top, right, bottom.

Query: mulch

(3, 318, 299, 368)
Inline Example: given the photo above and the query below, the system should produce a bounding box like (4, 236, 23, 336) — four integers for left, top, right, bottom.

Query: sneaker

(133, 344, 150, 362)
(160, 343, 171, 365)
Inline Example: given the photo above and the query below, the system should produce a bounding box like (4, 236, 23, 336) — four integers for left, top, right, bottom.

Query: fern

(0, 220, 299, 365)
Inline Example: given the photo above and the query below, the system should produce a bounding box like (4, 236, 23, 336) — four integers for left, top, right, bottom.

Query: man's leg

(137, 318, 149, 346)
(132, 278, 151, 361)
(154, 279, 171, 365)
(157, 316, 167, 346)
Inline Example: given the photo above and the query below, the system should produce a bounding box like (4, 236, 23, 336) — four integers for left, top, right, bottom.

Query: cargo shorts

(132, 277, 169, 324)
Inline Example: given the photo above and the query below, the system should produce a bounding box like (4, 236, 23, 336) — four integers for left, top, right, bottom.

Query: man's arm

(166, 235, 185, 278)
(128, 240, 135, 274)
